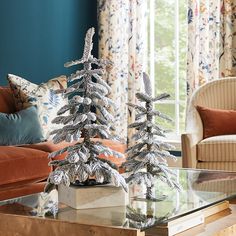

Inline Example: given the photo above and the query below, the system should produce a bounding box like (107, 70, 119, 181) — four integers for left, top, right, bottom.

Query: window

(146, 0, 187, 141)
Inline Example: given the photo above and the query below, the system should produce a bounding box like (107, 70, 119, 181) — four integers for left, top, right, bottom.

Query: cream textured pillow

(8, 74, 68, 139)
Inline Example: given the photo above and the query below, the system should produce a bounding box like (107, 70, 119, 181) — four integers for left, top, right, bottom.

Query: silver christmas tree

(45, 28, 127, 192)
(122, 73, 180, 200)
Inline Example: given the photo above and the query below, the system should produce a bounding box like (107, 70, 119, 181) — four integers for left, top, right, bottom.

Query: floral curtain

(97, 0, 146, 144)
(187, 0, 236, 98)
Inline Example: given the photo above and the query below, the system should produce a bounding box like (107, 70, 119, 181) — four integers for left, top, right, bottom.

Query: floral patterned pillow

(7, 74, 68, 139)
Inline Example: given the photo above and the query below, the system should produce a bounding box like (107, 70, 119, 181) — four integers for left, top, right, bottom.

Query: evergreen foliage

(45, 28, 127, 193)
(125, 206, 167, 230)
(122, 73, 181, 200)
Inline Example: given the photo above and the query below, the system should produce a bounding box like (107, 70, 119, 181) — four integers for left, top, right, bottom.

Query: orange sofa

(0, 86, 126, 200)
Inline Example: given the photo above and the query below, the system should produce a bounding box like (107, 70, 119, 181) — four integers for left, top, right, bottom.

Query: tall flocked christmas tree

(45, 28, 127, 192)
(122, 73, 180, 200)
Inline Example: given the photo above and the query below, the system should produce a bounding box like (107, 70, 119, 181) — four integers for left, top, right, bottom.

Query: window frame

(146, 0, 186, 144)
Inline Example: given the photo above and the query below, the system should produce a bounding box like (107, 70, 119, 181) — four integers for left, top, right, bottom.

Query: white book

(168, 212, 204, 235)
(146, 201, 229, 236)
(146, 211, 204, 236)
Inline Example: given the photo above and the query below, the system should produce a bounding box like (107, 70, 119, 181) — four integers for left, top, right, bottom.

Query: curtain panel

(97, 0, 146, 144)
(187, 0, 236, 98)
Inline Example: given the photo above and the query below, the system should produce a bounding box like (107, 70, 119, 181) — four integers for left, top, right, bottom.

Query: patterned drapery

(98, 0, 146, 144)
(187, 0, 236, 98)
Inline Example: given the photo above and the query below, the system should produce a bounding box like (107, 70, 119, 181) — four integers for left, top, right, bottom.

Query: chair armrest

(181, 133, 202, 168)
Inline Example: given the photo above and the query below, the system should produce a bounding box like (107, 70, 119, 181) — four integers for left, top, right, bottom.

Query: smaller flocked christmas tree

(45, 27, 127, 193)
(122, 73, 180, 200)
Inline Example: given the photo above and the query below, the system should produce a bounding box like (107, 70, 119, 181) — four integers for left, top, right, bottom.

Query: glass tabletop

(1, 168, 236, 231)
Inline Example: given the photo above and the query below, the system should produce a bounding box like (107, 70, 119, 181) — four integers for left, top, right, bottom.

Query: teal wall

(0, 0, 97, 85)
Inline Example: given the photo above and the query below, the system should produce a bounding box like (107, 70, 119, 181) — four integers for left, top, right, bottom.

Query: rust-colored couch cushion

(20, 141, 75, 160)
(0, 182, 46, 201)
(20, 141, 74, 153)
(21, 139, 127, 166)
(0, 87, 15, 113)
(96, 139, 127, 166)
(197, 105, 236, 139)
(0, 146, 51, 186)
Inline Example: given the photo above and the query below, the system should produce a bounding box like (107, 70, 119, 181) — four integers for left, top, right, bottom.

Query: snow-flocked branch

(45, 27, 127, 193)
(122, 73, 181, 200)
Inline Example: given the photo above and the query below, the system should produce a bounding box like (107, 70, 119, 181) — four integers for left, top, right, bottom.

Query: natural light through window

(146, 0, 187, 141)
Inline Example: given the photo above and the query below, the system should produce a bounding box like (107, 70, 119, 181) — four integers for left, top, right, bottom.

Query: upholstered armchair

(182, 78, 236, 171)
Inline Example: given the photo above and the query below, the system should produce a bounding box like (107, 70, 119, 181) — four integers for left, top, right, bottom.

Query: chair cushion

(0, 146, 51, 186)
(7, 74, 68, 139)
(192, 171, 236, 193)
(197, 161, 236, 172)
(197, 135, 236, 162)
(0, 87, 15, 113)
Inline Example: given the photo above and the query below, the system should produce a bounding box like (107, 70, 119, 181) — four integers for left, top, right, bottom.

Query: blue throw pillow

(0, 106, 45, 145)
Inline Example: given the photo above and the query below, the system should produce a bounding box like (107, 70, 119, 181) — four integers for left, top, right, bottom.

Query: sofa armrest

(181, 133, 202, 168)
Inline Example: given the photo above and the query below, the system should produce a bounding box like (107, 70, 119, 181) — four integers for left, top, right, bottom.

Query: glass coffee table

(1, 168, 236, 236)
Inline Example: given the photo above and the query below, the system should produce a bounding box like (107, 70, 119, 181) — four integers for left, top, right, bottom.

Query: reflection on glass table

(0, 168, 236, 231)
